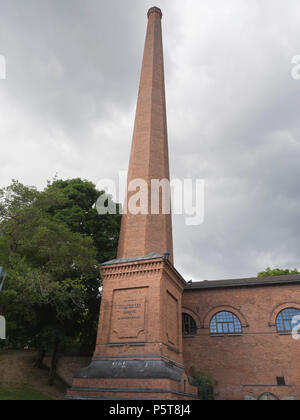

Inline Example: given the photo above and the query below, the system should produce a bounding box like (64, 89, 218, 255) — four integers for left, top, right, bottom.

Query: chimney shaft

(117, 7, 174, 264)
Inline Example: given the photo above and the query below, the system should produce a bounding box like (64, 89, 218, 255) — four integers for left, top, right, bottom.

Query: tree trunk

(34, 349, 46, 369)
(48, 337, 60, 386)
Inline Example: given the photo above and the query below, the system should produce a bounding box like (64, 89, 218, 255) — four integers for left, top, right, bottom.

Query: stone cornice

(100, 259, 163, 279)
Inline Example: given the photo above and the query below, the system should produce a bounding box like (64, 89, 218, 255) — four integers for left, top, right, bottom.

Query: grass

(0, 384, 52, 400)
(0, 350, 65, 400)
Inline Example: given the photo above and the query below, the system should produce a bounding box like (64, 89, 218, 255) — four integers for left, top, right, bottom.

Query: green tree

(258, 267, 299, 277)
(45, 178, 121, 263)
(43, 178, 121, 351)
(0, 179, 121, 384)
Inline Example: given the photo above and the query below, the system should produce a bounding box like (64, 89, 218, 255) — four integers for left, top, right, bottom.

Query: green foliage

(0, 178, 121, 366)
(190, 366, 217, 400)
(0, 385, 52, 400)
(258, 267, 299, 277)
(46, 178, 121, 263)
(43, 178, 121, 352)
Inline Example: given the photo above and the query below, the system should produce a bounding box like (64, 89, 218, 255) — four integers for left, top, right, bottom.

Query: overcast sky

(1, 0, 300, 281)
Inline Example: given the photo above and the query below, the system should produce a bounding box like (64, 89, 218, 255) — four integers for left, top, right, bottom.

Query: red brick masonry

(66, 7, 198, 400)
(182, 275, 300, 400)
(65, 275, 300, 400)
(66, 255, 198, 400)
(117, 6, 173, 263)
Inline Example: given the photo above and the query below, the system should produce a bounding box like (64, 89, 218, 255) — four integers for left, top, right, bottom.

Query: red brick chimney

(66, 9, 198, 400)
(117, 6, 174, 264)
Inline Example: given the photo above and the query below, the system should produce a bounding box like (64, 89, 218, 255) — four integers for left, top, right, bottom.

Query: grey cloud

(1, 0, 300, 280)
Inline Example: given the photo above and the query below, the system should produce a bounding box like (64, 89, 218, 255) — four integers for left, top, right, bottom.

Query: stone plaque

(110, 288, 148, 342)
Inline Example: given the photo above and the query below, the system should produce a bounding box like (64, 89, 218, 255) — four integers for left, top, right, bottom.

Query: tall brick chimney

(67, 8, 198, 400)
(117, 6, 174, 264)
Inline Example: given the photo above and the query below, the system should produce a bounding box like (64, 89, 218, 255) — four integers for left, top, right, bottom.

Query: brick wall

(182, 283, 300, 400)
(43, 356, 91, 386)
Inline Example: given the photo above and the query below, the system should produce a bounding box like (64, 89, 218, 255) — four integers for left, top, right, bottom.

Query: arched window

(210, 311, 242, 335)
(258, 392, 278, 401)
(276, 308, 300, 333)
(182, 313, 197, 336)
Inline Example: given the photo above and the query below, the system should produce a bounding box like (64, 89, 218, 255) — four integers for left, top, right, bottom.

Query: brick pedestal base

(67, 254, 198, 400)
(66, 359, 197, 400)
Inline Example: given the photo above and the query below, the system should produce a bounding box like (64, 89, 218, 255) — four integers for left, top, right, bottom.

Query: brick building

(66, 8, 300, 401)
(182, 274, 300, 400)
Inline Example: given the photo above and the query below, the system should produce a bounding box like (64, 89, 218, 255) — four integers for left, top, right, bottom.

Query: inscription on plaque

(110, 288, 148, 342)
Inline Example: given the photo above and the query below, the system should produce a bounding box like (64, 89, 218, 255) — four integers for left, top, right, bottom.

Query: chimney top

(148, 7, 163, 19)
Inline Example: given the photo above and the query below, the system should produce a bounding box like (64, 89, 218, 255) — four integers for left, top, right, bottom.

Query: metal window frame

(210, 311, 242, 335)
(182, 313, 197, 336)
(276, 308, 300, 333)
